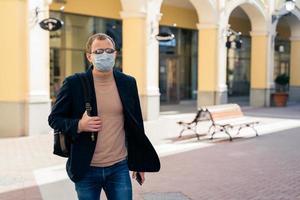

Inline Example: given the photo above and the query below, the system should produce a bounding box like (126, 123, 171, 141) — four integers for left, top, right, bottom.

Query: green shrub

(275, 73, 289, 92)
(275, 73, 289, 86)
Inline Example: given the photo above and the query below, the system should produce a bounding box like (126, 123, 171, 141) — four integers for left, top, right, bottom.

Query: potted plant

(271, 73, 290, 107)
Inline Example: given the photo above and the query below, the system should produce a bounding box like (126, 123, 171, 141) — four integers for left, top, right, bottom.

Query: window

(49, 12, 122, 101)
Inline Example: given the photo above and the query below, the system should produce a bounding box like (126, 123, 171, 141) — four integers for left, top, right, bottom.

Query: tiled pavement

(0, 135, 64, 200)
(0, 104, 300, 200)
(134, 127, 300, 200)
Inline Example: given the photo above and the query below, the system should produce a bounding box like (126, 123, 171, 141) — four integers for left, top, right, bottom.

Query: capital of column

(147, 12, 162, 26)
(120, 11, 147, 19)
(155, 13, 163, 22)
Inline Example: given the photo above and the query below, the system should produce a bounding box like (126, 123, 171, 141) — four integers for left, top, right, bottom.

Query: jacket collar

(85, 66, 131, 115)
(86, 65, 124, 86)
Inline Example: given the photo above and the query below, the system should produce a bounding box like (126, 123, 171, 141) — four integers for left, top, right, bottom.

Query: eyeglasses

(91, 48, 116, 54)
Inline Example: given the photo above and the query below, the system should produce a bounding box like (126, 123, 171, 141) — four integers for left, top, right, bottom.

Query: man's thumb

(83, 110, 88, 117)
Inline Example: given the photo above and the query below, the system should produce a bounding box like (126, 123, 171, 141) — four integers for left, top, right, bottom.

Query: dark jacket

(48, 67, 160, 182)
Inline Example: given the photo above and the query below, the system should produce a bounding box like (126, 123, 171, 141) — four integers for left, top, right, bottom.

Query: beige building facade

(0, 0, 300, 137)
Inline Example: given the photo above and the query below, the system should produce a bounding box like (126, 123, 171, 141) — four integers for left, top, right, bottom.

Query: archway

(274, 9, 300, 103)
(274, 17, 291, 90)
(158, 0, 218, 113)
(225, 0, 268, 107)
(158, 0, 198, 110)
(227, 7, 252, 106)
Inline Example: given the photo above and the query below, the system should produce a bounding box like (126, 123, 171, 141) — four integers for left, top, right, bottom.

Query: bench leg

(179, 125, 201, 140)
(236, 125, 259, 137)
(208, 124, 214, 134)
(195, 133, 200, 140)
(210, 125, 233, 141)
(251, 126, 259, 137)
(192, 126, 201, 141)
(209, 125, 217, 140)
(178, 128, 186, 138)
(236, 126, 243, 135)
(224, 129, 233, 141)
(191, 125, 198, 140)
(210, 131, 216, 140)
(210, 129, 232, 141)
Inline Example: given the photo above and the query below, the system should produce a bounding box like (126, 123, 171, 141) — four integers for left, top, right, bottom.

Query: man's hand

(132, 172, 145, 185)
(77, 111, 102, 133)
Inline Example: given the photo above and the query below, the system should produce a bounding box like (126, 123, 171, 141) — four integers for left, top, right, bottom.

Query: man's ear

(86, 53, 92, 63)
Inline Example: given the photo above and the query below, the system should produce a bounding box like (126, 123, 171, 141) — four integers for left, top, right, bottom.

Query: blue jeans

(75, 159, 132, 200)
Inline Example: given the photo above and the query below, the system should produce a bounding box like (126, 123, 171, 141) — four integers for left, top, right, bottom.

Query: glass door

(159, 55, 180, 104)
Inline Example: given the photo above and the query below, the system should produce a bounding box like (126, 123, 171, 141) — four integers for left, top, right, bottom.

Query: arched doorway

(225, 0, 268, 107)
(227, 7, 252, 106)
(158, 0, 198, 111)
(158, 0, 218, 113)
(273, 9, 300, 103)
(274, 17, 291, 90)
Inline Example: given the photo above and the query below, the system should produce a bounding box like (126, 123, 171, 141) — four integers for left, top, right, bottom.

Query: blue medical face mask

(92, 52, 115, 72)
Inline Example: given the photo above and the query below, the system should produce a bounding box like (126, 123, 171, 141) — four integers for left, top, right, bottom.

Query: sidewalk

(0, 103, 299, 200)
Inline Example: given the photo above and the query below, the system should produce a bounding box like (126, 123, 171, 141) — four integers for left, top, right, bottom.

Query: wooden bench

(176, 108, 207, 140)
(203, 104, 259, 141)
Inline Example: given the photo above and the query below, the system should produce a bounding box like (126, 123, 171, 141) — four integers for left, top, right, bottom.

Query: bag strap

(77, 73, 92, 115)
(77, 73, 96, 141)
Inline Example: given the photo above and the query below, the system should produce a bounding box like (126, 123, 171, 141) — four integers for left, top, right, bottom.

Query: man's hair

(85, 33, 116, 53)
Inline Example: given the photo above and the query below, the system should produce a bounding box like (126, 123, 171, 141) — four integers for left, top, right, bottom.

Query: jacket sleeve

(132, 78, 146, 133)
(48, 78, 80, 141)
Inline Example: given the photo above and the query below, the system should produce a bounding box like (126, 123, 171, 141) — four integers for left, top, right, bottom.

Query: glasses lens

(93, 49, 104, 54)
(105, 48, 115, 54)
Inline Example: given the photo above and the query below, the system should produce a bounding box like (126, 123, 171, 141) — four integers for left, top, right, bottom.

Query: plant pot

(271, 92, 289, 107)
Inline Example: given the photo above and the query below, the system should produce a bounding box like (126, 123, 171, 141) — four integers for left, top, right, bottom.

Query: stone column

(250, 31, 271, 107)
(197, 24, 227, 107)
(289, 36, 300, 102)
(121, 11, 160, 120)
(27, 0, 52, 135)
(0, 0, 29, 137)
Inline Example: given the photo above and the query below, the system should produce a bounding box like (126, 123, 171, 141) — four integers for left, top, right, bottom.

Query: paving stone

(142, 192, 191, 200)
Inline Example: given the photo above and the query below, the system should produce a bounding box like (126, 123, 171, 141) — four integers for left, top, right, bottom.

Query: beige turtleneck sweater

(90, 72, 127, 167)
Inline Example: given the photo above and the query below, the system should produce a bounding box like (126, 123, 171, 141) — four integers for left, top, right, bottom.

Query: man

(48, 33, 160, 200)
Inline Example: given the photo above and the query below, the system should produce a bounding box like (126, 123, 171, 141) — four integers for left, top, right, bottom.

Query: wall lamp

(272, 0, 298, 23)
(34, 6, 64, 31)
(151, 23, 175, 42)
(225, 26, 243, 49)
(30, 0, 65, 31)
(155, 32, 175, 41)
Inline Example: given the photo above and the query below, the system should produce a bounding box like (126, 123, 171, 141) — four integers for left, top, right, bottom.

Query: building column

(0, 0, 29, 137)
(250, 32, 272, 107)
(28, 0, 52, 135)
(289, 36, 300, 102)
(121, 11, 160, 120)
(197, 24, 227, 107)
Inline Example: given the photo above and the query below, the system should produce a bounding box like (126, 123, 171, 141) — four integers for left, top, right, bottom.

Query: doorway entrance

(159, 55, 180, 103)
(158, 26, 198, 106)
